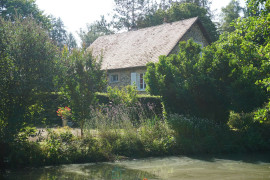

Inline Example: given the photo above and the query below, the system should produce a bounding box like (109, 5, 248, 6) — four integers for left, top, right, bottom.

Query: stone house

(89, 17, 211, 92)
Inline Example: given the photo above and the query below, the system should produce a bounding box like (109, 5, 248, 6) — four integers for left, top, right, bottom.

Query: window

(110, 74, 119, 83)
(131, 72, 146, 90)
(139, 73, 146, 90)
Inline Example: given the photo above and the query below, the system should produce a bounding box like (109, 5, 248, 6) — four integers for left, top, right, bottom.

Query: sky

(36, 0, 246, 44)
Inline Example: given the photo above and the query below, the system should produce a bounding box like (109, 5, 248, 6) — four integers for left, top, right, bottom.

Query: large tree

(246, 0, 270, 16)
(0, 16, 58, 141)
(145, 0, 270, 123)
(113, 0, 149, 30)
(49, 16, 77, 50)
(66, 33, 77, 52)
(0, 0, 50, 29)
(137, 3, 218, 42)
(219, 0, 242, 33)
(79, 16, 114, 47)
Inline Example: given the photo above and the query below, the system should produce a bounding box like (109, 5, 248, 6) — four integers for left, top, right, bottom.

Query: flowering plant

(57, 107, 71, 119)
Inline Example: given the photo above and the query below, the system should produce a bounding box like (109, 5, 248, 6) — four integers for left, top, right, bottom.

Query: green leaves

(59, 48, 106, 136)
(0, 0, 51, 29)
(0, 16, 58, 141)
(107, 85, 138, 106)
(145, 6, 270, 123)
(137, 3, 218, 42)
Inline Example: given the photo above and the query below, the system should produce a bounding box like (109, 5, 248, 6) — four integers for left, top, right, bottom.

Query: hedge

(96, 92, 163, 116)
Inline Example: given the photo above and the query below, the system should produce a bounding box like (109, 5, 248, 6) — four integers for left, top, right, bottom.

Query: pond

(4, 153, 270, 180)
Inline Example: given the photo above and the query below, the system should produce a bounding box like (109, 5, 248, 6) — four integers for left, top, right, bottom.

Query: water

(4, 153, 270, 180)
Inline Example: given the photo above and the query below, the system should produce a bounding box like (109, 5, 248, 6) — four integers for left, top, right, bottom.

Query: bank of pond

(4, 153, 270, 179)
(2, 112, 270, 171)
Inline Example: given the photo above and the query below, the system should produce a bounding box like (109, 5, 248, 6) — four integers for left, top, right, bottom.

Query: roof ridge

(93, 16, 198, 42)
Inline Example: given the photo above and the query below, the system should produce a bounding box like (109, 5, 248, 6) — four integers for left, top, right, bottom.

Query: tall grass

(84, 102, 176, 157)
(5, 99, 270, 168)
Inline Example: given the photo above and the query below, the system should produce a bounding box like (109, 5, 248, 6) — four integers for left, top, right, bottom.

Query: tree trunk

(80, 120, 84, 137)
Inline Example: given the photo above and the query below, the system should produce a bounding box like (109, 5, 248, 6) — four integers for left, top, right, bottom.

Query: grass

(4, 103, 270, 169)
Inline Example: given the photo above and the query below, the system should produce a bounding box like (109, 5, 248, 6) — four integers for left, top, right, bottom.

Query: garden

(0, 0, 270, 171)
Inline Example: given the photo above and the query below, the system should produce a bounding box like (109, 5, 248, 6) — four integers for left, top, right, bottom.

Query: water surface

(4, 153, 270, 180)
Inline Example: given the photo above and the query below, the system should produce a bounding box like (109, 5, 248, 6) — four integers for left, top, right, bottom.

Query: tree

(49, 16, 77, 51)
(66, 33, 77, 52)
(219, 0, 242, 33)
(178, 0, 211, 8)
(50, 17, 67, 49)
(0, 16, 58, 141)
(0, 0, 50, 29)
(145, 2, 270, 123)
(246, 0, 270, 16)
(137, 3, 218, 42)
(113, 0, 149, 30)
(145, 40, 229, 123)
(79, 16, 114, 47)
(60, 48, 106, 136)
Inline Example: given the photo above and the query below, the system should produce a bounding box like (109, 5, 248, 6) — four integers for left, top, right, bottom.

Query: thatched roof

(89, 17, 202, 70)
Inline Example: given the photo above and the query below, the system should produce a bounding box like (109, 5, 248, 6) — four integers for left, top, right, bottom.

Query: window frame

(139, 73, 146, 91)
(110, 74, 119, 83)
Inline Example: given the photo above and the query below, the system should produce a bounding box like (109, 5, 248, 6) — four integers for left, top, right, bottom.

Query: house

(89, 17, 211, 92)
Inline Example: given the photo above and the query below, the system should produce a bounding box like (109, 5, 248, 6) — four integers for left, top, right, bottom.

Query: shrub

(107, 85, 138, 106)
(96, 92, 162, 116)
(167, 114, 230, 154)
(139, 118, 176, 156)
(254, 101, 270, 123)
(227, 111, 254, 131)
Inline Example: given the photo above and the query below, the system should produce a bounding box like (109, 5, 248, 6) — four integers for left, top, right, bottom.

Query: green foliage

(145, 10, 270, 122)
(49, 16, 77, 51)
(146, 39, 229, 123)
(96, 92, 163, 116)
(66, 33, 77, 52)
(79, 16, 114, 47)
(112, 0, 148, 31)
(254, 102, 270, 123)
(246, 0, 270, 16)
(8, 141, 45, 168)
(85, 103, 176, 157)
(202, 32, 267, 113)
(219, 0, 242, 33)
(137, 3, 218, 42)
(139, 118, 176, 155)
(59, 47, 107, 136)
(0, 0, 51, 29)
(228, 111, 254, 130)
(0, 16, 58, 141)
(107, 85, 138, 106)
(168, 114, 232, 153)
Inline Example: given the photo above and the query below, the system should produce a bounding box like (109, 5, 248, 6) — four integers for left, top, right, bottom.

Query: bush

(139, 118, 176, 156)
(227, 111, 254, 131)
(254, 101, 270, 123)
(167, 114, 230, 154)
(96, 92, 162, 116)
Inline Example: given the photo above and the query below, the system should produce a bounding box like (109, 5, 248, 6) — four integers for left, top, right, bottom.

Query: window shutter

(131, 72, 137, 87)
(136, 73, 140, 90)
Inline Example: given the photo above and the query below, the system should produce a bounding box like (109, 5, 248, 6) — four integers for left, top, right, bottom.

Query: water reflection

(5, 153, 270, 180)
(5, 163, 158, 180)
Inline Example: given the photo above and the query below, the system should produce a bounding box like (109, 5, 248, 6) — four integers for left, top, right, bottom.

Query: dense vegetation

(0, 0, 269, 171)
